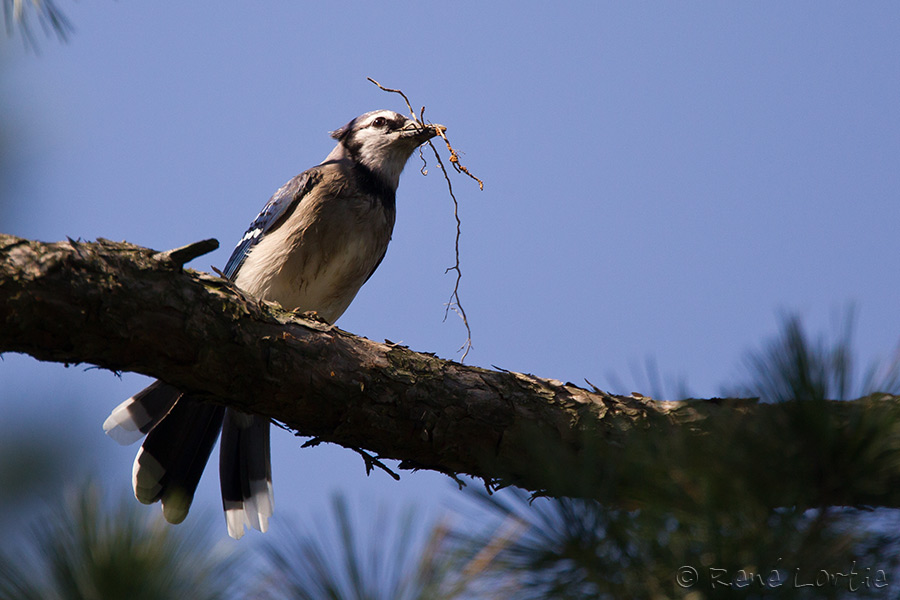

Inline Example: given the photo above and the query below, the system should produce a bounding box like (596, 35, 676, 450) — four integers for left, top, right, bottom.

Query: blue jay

(103, 110, 442, 539)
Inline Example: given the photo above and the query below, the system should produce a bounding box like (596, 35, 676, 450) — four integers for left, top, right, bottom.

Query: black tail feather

(220, 408, 273, 539)
(103, 380, 182, 445)
(133, 396, 225, 524)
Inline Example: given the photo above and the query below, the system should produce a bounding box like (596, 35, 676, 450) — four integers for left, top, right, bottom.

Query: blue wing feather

(222, 170, 315, 280)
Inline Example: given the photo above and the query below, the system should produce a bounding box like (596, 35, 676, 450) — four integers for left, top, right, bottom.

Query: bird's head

(327, 109, 444, 190)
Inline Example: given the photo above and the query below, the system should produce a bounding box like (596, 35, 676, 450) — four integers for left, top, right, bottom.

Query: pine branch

(3, 233, 900, 510)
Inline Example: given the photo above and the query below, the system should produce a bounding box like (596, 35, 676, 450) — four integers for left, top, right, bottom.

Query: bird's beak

(402, 122, 445, 143)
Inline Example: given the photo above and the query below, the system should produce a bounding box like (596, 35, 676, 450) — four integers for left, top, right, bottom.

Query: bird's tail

(219, 408, 273, 540)
(104, 381, 225, 525)
(103, 380, 182, 445)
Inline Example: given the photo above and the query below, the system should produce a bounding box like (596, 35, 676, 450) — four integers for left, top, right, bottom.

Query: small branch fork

(367, 77, 481, 361)
(302, 436, 400, 480)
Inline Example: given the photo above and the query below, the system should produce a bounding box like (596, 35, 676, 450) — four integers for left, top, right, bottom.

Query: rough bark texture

(3, 233, 900, 510)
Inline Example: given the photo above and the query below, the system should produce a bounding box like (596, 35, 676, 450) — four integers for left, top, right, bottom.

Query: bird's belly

(266, 239, 378, 323)
(234, 216, 390, 324)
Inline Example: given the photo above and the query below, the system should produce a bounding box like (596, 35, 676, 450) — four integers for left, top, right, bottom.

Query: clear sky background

(2, 2, 899, 543)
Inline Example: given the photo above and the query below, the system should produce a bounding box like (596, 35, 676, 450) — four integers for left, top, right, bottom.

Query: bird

(103, 109, 443, 539)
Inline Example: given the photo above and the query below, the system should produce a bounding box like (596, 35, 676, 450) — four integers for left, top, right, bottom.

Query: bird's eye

(373, 117, 387, 128)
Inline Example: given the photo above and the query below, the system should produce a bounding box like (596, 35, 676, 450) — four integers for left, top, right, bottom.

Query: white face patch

(345, 110, 425, 189)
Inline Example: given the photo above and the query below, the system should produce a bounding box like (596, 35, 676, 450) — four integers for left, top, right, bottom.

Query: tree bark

(3, 233, 900, 510)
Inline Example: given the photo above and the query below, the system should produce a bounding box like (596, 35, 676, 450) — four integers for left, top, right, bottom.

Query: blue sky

(2, 2, 899, 541)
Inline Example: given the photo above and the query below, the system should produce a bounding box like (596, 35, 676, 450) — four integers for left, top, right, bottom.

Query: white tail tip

(103, 397, 149, 446)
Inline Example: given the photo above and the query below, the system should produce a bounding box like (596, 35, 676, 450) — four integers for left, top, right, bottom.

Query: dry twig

(367, 77, 482, 361)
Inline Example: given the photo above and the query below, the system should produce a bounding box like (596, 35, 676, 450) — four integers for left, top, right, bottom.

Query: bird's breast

(233, 190, 395, 324)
